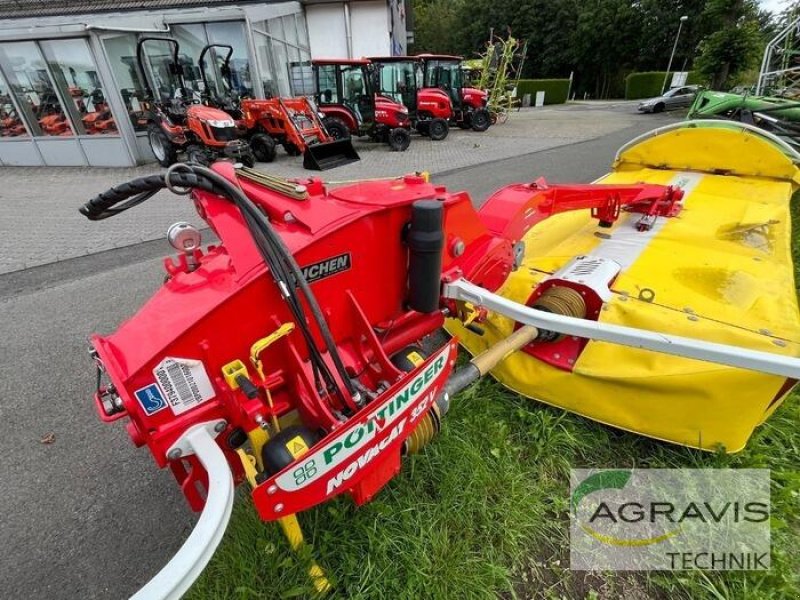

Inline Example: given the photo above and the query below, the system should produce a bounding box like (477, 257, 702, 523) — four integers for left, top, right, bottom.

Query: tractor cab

(418, 54, 491, 132)
(136, 37, 254, 166)
(370, 56, 451, 140)
(312, 58, 412, 151)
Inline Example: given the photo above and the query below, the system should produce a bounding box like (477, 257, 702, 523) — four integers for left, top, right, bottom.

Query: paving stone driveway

(0, 103, 643, 274)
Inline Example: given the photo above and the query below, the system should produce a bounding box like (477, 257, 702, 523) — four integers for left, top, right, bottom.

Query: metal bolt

(267, 485, 278, 495)
(168, 448, 182, 460)
(451, 239, 465, 257)
(274, 503, 284, 513)
(214, 421, 227, 433)
(688, 315, 699, 321)
(553, 353, 561, 360)
(773, 339, 787, 347)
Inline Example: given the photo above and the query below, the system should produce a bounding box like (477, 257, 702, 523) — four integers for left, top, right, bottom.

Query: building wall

(350, 1, 390, 58)
(305, 1, 401, 59)
(306, 4, 349, 58)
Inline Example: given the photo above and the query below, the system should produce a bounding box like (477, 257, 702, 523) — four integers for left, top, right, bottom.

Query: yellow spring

(403, 405, 441, 455)
(533, 285, 587, 319)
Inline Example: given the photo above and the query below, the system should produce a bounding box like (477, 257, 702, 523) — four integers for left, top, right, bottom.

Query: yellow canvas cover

(448, 122, 800, 451)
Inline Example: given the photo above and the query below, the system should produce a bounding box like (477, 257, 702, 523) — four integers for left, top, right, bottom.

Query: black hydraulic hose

(79, 165, 357, 401)
(186, 165, 357, 399)
(80, 173, 219, 220)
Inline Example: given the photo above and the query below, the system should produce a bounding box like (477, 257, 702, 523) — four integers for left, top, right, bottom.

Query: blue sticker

(134, 383, 167, 416)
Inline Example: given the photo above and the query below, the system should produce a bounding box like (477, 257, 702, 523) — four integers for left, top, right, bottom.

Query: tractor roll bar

(136, 37, 185, 102)
(198, 44, 234, 96)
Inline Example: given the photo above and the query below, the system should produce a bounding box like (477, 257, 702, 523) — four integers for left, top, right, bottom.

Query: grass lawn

(187, 202, 800, 600)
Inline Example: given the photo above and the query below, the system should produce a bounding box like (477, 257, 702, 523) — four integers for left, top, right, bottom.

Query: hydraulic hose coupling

(407, 200, 445, 313)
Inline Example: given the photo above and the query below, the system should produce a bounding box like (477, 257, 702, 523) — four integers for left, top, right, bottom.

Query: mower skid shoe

(131, 421, 234, 600)
(303, 139, 361, 170)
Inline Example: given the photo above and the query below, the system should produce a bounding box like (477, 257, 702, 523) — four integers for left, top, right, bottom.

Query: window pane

(270, 39, 290, 96)
(317, 65, 339, 103)
(0, 41, 73, 137)
(102, 33, 148, 132)
(282, 15, 299, 48)
(206, 21, 253, 98)
(172, 24, 208, 96)
(40, 38, 118, 136)
(0, 69, 29, 137)
(296, 14, 309, 50)
(267, 17, 284, 42)
(289, 61, 313, 96)
(253, 28, 277, 98)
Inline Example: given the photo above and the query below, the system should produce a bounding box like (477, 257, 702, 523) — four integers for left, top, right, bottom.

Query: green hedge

(516, 79, 570, 105)
(625, 71, 704, 99)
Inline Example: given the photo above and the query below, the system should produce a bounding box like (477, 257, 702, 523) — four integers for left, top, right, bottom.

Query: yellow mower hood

(448, 121, 800, 452)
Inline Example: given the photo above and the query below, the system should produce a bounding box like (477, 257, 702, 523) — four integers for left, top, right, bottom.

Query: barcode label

(153, 357, 215, 415)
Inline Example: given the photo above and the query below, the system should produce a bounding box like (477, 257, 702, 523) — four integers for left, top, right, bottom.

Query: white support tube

(131, 421, 234, 600)
(443, 279, 800, 379)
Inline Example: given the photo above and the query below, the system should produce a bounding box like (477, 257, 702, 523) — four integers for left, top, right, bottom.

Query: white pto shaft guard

(131, 420, 234, 600)
(443, 278, 800, 379)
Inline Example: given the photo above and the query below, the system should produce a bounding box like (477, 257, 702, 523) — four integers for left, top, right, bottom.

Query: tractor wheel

(416, 121, 430, 136)
(428, 118, 449, 141)
(148, 124, 177, 167)
(283, 142, 302, 156)
(250, 133, 276, 163)
(240, 149, 256, 168)
(471, 108, 491, 132)
(185, 144, 209, 166)
(323, 117, 351, 140)
(388, 127, 411, 152)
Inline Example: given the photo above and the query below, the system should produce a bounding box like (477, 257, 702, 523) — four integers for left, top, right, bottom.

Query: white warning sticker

(153, 357, 215, 415)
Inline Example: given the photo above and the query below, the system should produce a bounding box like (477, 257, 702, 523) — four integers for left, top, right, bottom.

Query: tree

(694, 0, 764, 89)
(410, 0, 465, 54)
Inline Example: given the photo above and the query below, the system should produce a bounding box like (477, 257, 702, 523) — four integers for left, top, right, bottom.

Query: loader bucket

(303, 138, 360, 170)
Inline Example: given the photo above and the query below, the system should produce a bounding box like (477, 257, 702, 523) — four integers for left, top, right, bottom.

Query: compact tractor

(137, 37, 255, 167)
(369, 55, 451, 140)
(313, 58, 412, 151)
(198, 44, 360, 170)
(418, 54, 492, 132)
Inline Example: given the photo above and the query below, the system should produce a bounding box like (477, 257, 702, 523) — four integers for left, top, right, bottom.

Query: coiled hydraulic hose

(80, 165, 357, 402)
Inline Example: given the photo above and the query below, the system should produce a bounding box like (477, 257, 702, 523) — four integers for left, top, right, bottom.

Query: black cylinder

(407, 200, 444, 313)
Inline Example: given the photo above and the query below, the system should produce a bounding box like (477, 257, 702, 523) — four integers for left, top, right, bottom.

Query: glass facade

(253, 12, 311, 98)
(0, 70, 28, 137)
(0, 6, 315, 165)
(40, 38, 117, 135)
(0, 41, 74, 137)
(102, 33, 148, 132)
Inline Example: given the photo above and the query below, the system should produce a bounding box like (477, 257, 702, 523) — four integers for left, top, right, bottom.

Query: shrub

(516, 79, 571, 105)
(625, 71, 704, 99)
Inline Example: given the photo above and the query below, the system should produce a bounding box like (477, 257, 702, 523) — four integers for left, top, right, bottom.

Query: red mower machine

(418, 54, 491, 132)
(199, 44, 360, 170)
(137, 37, 255, 167)
(313, 58, 412, 152)
(78, 130, 800, 595)
(370, 55, 451, 141)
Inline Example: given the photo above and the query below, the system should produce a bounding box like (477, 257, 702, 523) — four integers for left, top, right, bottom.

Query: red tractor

(198, 44, 360, 170)
(369, 55, 451, 141)
(137, 37, 255, 167)
(418, 54, 491, 132)
(312, 58, 412, 152)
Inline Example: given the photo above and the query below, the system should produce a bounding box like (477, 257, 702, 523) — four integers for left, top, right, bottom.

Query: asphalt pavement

(0, 104, 680, 599)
